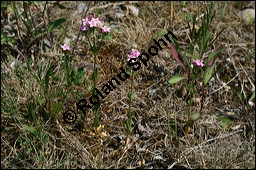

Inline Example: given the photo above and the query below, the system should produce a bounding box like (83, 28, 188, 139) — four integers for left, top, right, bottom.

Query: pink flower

(88, 17, 101, 27)
(89, 14, 95, 19)
(131, 49, 140, 58)
(82, 17, 89, 26)
(80, 25, 88, 31)
(127, 49, 140, 62)
(101, 25, 111, 33)
(61, 44, 70, 51)
(192, 59, 205, 67)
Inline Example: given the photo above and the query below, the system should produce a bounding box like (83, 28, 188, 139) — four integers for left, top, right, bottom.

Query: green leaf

(1, 32, 18, 45)
(209, 27, 225, 47)
(216, 115, 234, 124)
(128, 90, 136, 100)
(237, 92, 243, 103)
(22, 124, 37, 134)
(32, 1, 42, 5)
(103, 33, 112, 41)
(32, 18, 66, 43)
(168, 74, 185, 84)
(191, 112, 200, 120)
(93, 101, 101, 112)
(48, 18, 66, 32)
(203, 63, 216, 86)
(1, 4, 15, 12)
(21, 124, 36, 133)
(28, 102, 36, 122)
(53, 102, 63, 114)
(206, 49, 223, 66)
(92, 68, 98, 81)
(155, 29, 168, 39)
(44, 67, 52, 93)
(200, 31, 211, 57)
(37, 97, 43, 106)
(249, 91, 255, 101)
(216, 115, 234, 130)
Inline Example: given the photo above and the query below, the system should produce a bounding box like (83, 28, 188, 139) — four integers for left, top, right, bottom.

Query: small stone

(10, 62, 15, 69)
(149, 88, 157, 94)
(239, 9, 255, 24)
(153, 155, 166, 161)
(77, 3, 87, 14)
(115, 12, 125, 19)
(240, 57, 246, 62)
(126, 5, 139, 16)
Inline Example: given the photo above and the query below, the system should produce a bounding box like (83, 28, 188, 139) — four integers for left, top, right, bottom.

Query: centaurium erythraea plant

(80, 13, 112, 129)
(61, 13, 112, 130)
(168, 2, 225, 115)
(124, 49, 140, 143)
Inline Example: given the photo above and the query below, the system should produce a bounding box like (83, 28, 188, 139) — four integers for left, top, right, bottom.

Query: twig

(168, 161, 177, 169)
(232, 59, 246, 98)
(28, 5, 38, 35)
(238, 61, 255, 91)
(209, 71, 241, 95)
(183, 129, 243, 155)
(204, 71, 240, 106)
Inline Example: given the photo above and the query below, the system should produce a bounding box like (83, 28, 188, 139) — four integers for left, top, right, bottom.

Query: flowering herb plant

(80, 13, 111, 129)
(124, 49, 140, 143)
(61, 13, 112, 129)
(167, 3, 225, 113)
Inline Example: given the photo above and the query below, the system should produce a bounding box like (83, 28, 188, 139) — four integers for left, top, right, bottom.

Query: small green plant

(168, 2, 225, 108)
(216, 115, 234, 130)
(167, 2, 225, 145)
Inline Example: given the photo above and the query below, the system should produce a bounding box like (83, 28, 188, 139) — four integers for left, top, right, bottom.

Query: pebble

(10, 62, 15, 69)
(239, 9, 255, 24)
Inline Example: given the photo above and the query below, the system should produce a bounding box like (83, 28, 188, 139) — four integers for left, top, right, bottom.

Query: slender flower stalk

(81, 13, 112, 129)
(61, 43, 71, 86)
(125, 49, 140, 140)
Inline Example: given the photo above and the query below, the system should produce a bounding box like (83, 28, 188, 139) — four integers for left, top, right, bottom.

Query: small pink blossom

(89, 14, 95, 19)
(61, 44, 70, 51)
(101, 25, 111, 33)
(127, 49, 140, 62)
(131, 49, 140, 58)
(88, 17, 101, 27)
(192, 59, 205, 67)
(82, 17, 89, 26)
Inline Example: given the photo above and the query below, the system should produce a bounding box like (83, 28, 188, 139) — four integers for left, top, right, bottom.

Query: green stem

(127, 71, 134, 135)
(64, 53, 70, 86)
(174, 110, 177, 138)
(92, 28, 100, 128)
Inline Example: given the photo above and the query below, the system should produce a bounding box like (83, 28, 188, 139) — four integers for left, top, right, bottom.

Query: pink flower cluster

(127, 49, 140, 62)
(80, 14, 111, 33)
(192, 59, 205, 67)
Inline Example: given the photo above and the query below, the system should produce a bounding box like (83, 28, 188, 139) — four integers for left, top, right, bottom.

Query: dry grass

(1, 1, 255, 169)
